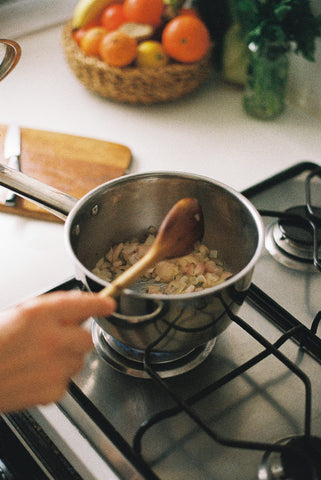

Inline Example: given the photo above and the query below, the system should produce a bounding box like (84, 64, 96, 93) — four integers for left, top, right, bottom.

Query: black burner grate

(132, 294, 319, 458)
(258, 166, 321, 271)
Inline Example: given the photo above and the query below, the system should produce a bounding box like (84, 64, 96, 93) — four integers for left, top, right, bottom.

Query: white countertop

(0, 20, 320, 479)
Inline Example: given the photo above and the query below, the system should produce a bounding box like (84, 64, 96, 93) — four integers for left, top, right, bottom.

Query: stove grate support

(132, 295, 316, 469)
(259, 165, 321, 271)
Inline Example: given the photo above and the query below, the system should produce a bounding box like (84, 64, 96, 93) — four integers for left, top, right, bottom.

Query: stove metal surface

(43, 163, 321, 479)
(249, 164, 321, 328)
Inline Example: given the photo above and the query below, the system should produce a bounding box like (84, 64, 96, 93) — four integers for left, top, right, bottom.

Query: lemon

(136, 40, 169, 68)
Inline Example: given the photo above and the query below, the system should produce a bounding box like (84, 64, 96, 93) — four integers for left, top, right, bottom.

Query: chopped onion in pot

(92, 227, 232, 295)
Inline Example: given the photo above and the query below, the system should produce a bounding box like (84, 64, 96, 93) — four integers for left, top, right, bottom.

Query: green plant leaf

(230, 0, 321, 61)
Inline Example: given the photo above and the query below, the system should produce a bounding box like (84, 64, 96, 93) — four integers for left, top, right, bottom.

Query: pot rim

(64, 171, 265, 300)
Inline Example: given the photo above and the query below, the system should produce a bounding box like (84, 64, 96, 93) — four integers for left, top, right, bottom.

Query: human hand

(0, 291, 116, 413)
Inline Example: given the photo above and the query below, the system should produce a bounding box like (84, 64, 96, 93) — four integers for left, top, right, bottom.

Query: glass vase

(243, 42, 290, 120)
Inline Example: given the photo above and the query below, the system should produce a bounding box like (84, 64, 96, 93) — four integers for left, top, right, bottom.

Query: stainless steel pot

(0, 167, 264, 353)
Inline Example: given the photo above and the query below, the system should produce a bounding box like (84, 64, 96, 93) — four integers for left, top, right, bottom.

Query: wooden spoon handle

(98, 198, 203, 299)
(98, 247, 158, 299)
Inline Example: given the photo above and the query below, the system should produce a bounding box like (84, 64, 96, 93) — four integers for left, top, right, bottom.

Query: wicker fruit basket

(62, 21, 211, 105)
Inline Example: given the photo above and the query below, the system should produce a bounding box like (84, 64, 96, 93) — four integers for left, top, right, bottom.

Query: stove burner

(258, 435, 321, 480)
(265, 205, 321, 272)
(92, 322, 216, 378)
(279, 206, 321, 246)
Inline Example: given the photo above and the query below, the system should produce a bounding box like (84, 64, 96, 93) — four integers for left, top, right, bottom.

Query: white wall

(0, 0, 78, 38)
(287, 0, 321, 120)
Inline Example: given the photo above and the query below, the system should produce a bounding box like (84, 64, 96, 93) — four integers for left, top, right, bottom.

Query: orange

(162, 15, 210, 63)
(73, 28, 86, 45)
(99, 30, 137, 67)
(72, 21, 100, 45)
(79, 26, 107, 56)
(100, 4, 126, 31)
(123, 0, 164, 26)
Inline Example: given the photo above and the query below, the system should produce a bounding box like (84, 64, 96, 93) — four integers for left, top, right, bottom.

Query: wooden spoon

(99, 197, 204, 299)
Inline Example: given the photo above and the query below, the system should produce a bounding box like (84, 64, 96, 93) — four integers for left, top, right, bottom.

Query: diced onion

(92, 227, 232, 295)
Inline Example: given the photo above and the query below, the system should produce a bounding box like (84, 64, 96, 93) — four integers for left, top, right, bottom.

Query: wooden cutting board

(0, 125, 132, 222)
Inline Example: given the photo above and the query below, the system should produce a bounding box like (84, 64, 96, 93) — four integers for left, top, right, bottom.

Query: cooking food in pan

(93, 226, 232, 295)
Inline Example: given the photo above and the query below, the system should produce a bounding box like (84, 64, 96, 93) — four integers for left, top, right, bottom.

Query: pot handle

(0, 163, 78, 220)
(110, 299, 165, 325)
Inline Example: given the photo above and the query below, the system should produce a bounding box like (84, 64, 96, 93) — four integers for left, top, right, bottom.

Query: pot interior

(66, 173, 262, 293)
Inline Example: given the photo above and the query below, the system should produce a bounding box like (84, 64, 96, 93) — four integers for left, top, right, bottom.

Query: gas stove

(1, 161, 321, 480)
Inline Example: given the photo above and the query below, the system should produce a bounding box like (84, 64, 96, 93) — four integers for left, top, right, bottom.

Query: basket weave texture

(62, 21, 211, 104)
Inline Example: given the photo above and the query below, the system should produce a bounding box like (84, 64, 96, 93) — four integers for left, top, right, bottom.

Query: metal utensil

(0, 39, 21, 81)
(99, 197, 204, 298)
(4, 123, 21, 206)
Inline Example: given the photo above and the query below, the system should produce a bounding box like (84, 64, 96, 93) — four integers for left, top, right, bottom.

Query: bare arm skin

(0, 291, 116, 413)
